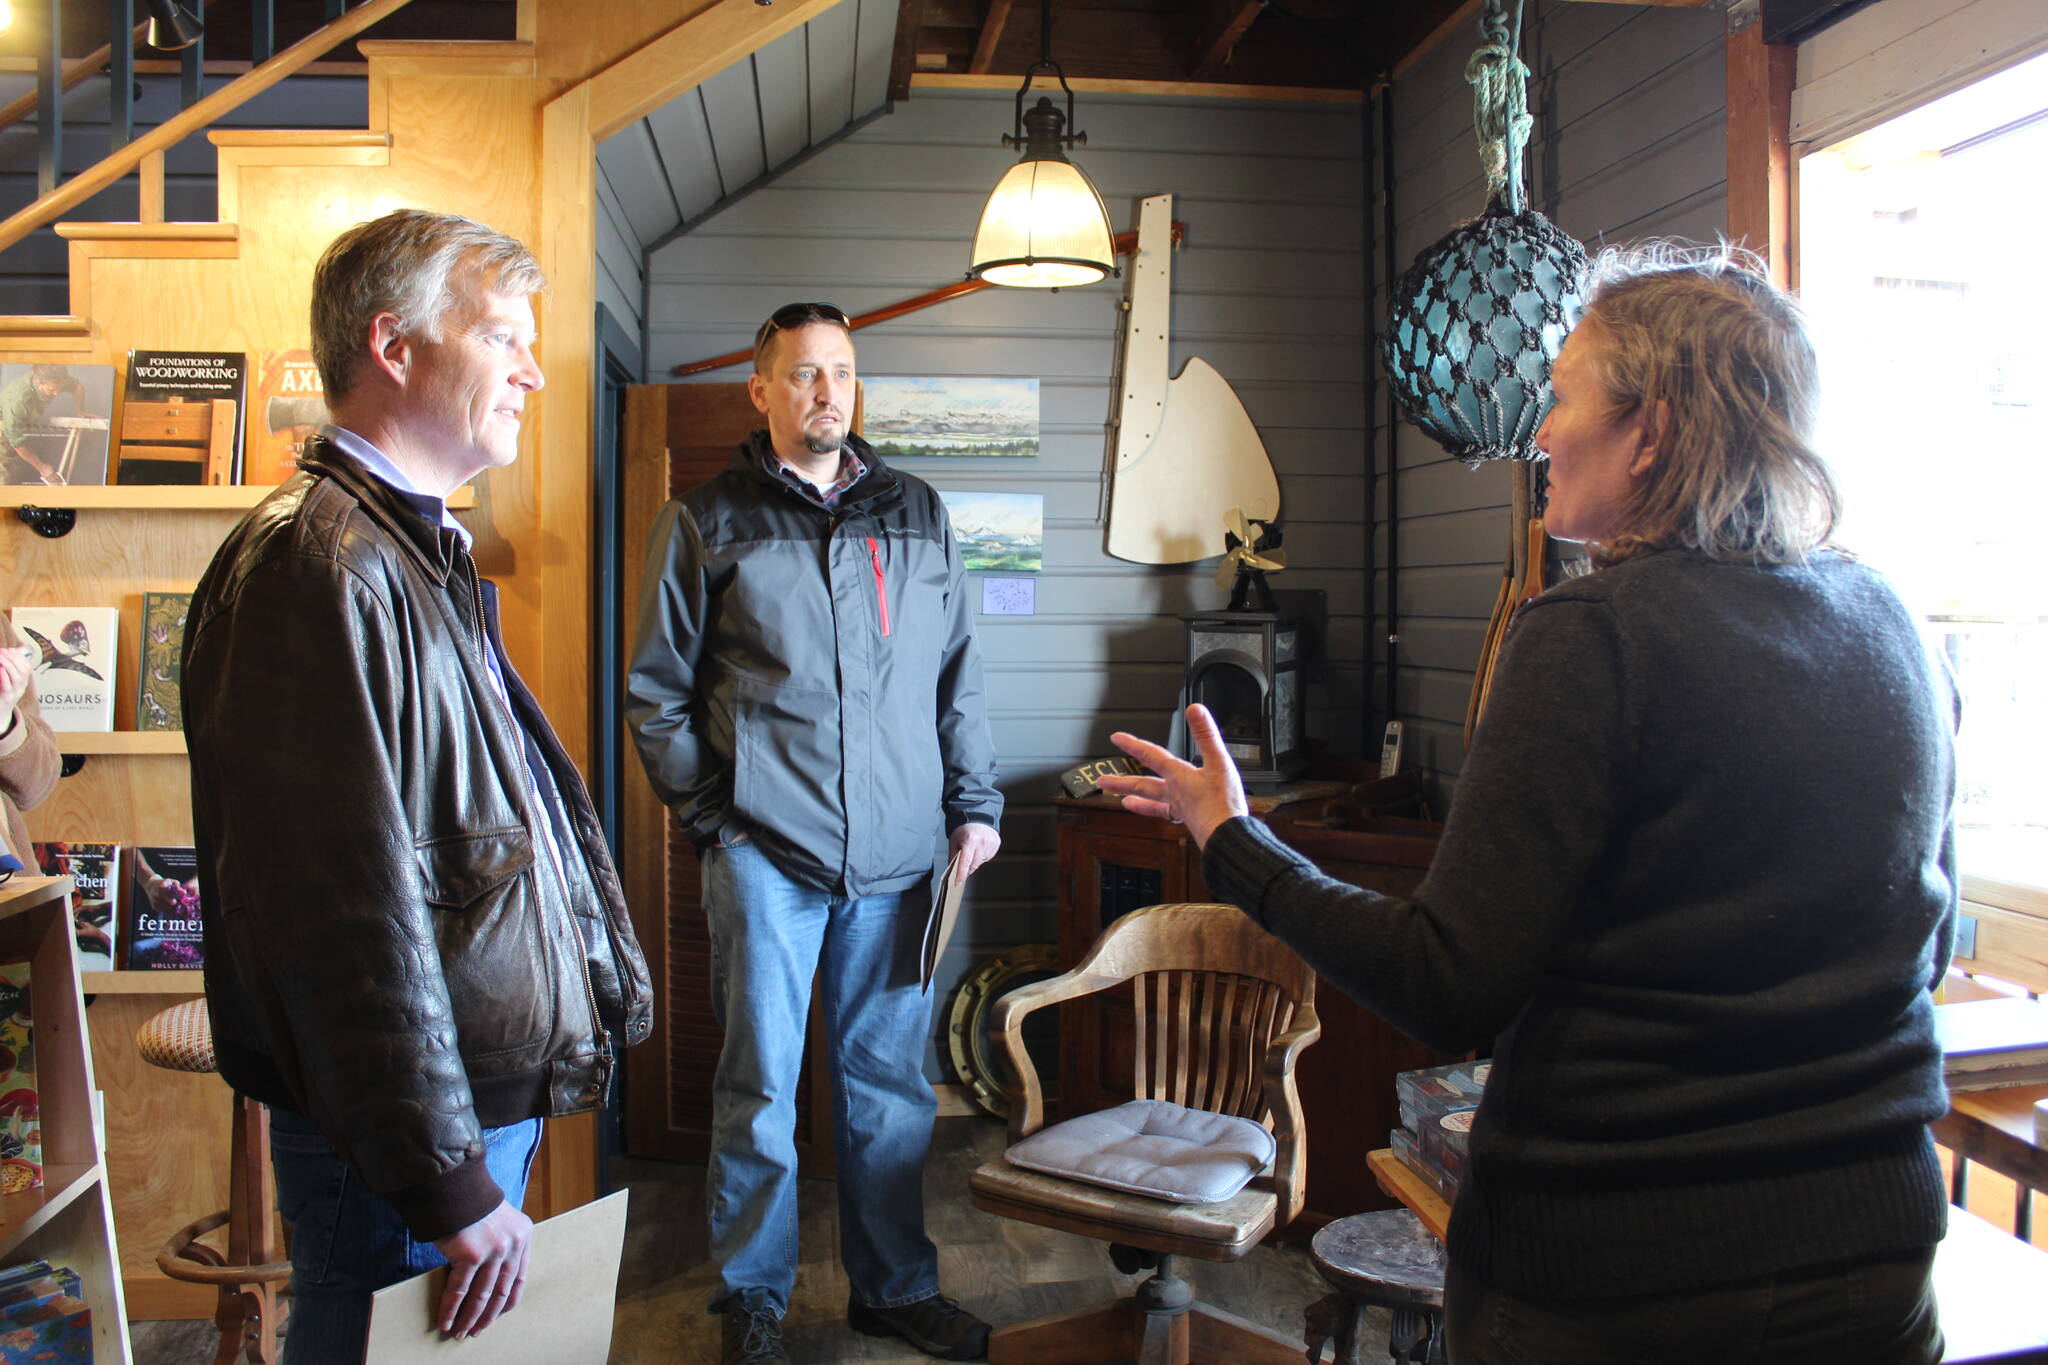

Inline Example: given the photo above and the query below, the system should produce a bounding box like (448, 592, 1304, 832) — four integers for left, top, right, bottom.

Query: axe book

(246, 348, 330, 485)
(9, 607, 117, 731)
(116, 349, 247, 485)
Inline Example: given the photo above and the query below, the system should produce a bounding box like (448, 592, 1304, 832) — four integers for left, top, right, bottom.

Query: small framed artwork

(863, 377, 1038, 458)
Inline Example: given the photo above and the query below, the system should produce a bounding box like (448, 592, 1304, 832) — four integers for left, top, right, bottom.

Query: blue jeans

(702, 837, 940, 1317)
(269, 1105, 543, 1365)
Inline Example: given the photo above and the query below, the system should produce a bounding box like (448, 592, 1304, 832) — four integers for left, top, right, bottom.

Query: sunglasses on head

(754, 302, 851, 357)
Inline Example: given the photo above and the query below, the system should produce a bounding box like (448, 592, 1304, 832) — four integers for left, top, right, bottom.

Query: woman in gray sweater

(1101, 247, 1957, 1365)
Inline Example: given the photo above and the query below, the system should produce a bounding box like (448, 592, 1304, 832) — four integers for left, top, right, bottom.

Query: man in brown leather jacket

(185, 210, 652, 1364)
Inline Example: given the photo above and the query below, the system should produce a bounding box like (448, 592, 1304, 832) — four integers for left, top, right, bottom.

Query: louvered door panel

(621, 380, 839, 1172)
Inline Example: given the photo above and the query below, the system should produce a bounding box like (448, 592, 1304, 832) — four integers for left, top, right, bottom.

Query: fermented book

(125, 846, 204, 970)
(116, 349, 247, 485)
(9, 607, 117, 732)
(0, 960, 39, 1195)
(245, 348, 328, 485)
(0, 362, 115, 487)
(29, 843, 118, 972)
(137, 591, 191, 732)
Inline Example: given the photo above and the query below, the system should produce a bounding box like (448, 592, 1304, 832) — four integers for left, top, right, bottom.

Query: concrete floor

(127, 1115, 1388, 1363)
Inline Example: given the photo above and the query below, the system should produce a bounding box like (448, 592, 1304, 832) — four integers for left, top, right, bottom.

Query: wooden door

(619, 381, 839, 1172)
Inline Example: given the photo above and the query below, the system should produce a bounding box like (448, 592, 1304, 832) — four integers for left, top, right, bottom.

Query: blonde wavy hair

(1574, 242, 1839, 567)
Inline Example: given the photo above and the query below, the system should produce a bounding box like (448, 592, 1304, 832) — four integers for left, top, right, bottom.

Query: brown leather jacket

(186, 437, 652, 1239)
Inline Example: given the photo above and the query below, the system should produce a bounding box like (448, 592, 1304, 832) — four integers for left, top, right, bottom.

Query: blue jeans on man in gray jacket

(701, 836, 941, 1315)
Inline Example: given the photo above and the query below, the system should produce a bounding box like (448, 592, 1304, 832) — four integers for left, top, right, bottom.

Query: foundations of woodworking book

(116, 349, 247, 485)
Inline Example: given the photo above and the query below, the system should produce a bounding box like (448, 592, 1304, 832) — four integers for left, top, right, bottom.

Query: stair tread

(54, 222, 240, 241)
(208, 129, 391, 148)
(0, 315, 90, 334)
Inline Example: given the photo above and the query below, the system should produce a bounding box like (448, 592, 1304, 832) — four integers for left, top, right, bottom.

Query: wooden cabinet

(1056, 794, 1459, 1227)
(0, 875, 132, 1363)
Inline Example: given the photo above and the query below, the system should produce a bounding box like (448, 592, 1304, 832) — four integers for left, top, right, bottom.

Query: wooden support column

(1726, 11, 1797, 285)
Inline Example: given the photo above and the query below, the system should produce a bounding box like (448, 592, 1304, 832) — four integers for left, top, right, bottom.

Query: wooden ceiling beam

(969, 0, 1015, 74)
(889, 0, 927, 101)
(1189, 0, 1263, 81)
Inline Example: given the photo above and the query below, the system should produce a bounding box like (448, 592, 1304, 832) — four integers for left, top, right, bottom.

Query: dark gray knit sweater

(1205, 548, 1958, 1300)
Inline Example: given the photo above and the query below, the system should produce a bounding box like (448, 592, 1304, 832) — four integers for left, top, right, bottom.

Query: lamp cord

(1466, 0, 1531, 213)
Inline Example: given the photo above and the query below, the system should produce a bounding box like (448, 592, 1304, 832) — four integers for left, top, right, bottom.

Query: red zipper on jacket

(866, 536, 892, 637)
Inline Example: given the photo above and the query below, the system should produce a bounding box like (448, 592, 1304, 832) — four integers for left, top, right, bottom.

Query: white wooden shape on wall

(1107, 192, 1280, 565)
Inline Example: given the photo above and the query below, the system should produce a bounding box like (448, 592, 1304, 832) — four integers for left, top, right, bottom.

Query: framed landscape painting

(862, 376, 1038, 458)
(939, 491, 1043, 572)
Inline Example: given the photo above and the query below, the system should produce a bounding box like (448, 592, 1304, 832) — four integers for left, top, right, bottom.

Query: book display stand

(0, 874, 132, 1362)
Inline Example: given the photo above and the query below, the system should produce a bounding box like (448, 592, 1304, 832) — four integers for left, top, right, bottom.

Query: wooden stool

(1305, 1209, 1447, 1365)
(137, 999, 291, 1365)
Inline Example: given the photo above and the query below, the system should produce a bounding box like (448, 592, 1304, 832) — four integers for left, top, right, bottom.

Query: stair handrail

(0, 21, 152, 140)
(0, 0, 417, 257)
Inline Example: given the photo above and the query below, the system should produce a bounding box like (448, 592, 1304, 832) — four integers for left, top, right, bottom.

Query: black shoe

(719, 1289, 790, 1365)
(847, 1292, 990, 1361)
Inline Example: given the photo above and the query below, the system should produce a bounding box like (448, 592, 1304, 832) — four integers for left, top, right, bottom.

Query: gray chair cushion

(1002, 1098, 1276, 1204)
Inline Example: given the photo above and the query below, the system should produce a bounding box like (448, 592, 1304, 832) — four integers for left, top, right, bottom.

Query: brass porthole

(944, 943, 1061, 1120)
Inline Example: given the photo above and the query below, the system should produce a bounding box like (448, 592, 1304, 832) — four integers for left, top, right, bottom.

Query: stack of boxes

(1392, 1059, 1489, 1199)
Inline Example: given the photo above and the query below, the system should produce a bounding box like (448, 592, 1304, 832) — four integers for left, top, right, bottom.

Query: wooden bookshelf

(50, 732, 185, 756)
(0, 875, 133, 1363)
(80, 971, 202, 996)
(1, 484, 476, 510)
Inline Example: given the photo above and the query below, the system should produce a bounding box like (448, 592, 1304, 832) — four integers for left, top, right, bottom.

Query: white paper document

(363, 1189, 629, 1364)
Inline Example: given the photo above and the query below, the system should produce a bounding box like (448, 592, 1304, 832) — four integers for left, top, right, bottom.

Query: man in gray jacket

(627, 303, 1002, 1364)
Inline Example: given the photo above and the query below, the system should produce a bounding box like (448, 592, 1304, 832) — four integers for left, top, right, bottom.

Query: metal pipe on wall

(1360, 74, 1378, 755)
(1379, 82, 1401, 739)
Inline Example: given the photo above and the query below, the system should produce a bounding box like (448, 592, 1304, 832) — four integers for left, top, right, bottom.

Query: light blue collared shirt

(320, 425, 570, 889)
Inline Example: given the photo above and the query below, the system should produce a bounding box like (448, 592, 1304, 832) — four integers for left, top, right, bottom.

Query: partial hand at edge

(1099, 704, 1250, 850)
(951, 821, 1001, 880)
(432, 1197, 533, 1339)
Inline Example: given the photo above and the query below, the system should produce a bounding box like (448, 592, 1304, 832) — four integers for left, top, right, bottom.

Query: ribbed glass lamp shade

(970, 157, 1116, 288)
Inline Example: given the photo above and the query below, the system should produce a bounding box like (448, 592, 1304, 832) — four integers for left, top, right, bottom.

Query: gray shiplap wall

(645, 88, 1369, 1055)
(1376, 0, 1728, 790)
(593, 0, 902, 343)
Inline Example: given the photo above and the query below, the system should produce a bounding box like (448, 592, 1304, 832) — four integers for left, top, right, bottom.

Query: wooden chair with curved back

(969, 902, 1323, 1364)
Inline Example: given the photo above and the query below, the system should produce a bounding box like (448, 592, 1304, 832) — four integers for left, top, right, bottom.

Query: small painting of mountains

(938, 491, 1043, 573)
(862, 376, 1037, 458)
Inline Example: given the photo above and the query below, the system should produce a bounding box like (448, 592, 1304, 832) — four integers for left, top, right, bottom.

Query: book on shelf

(0, 960, 40, 1196)
(136, 591, 192, 732)
(0, 1257, 90, 1363)
(9, 608, 117, 732)
(0, 363, 116, 488)
(1935, 995, 2048, 1091)
(124, 846, 204, 971)
(28, 843, 118, 973)
(245, 348, 329, 486)
(0, 1263, 69, 1298)
(115, 349, 247, 486)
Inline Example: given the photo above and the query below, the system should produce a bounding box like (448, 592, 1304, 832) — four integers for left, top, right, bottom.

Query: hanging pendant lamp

(968, 0, 1117, 289)
(1382, 0, 1588, 466)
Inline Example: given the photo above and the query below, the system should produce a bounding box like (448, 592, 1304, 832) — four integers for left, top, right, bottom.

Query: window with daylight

(1798, 49, 2048, 911)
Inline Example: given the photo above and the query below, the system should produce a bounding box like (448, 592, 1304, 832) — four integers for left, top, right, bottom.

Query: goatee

(804, 430, 845, 455)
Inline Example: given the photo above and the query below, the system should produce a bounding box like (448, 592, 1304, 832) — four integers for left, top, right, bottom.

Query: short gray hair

(1577, 241, 1839, 567)
(310, 209, 545, 400)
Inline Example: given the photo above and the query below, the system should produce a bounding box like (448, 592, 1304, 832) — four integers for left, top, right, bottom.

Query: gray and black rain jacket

(626, 432, 1001, 895)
